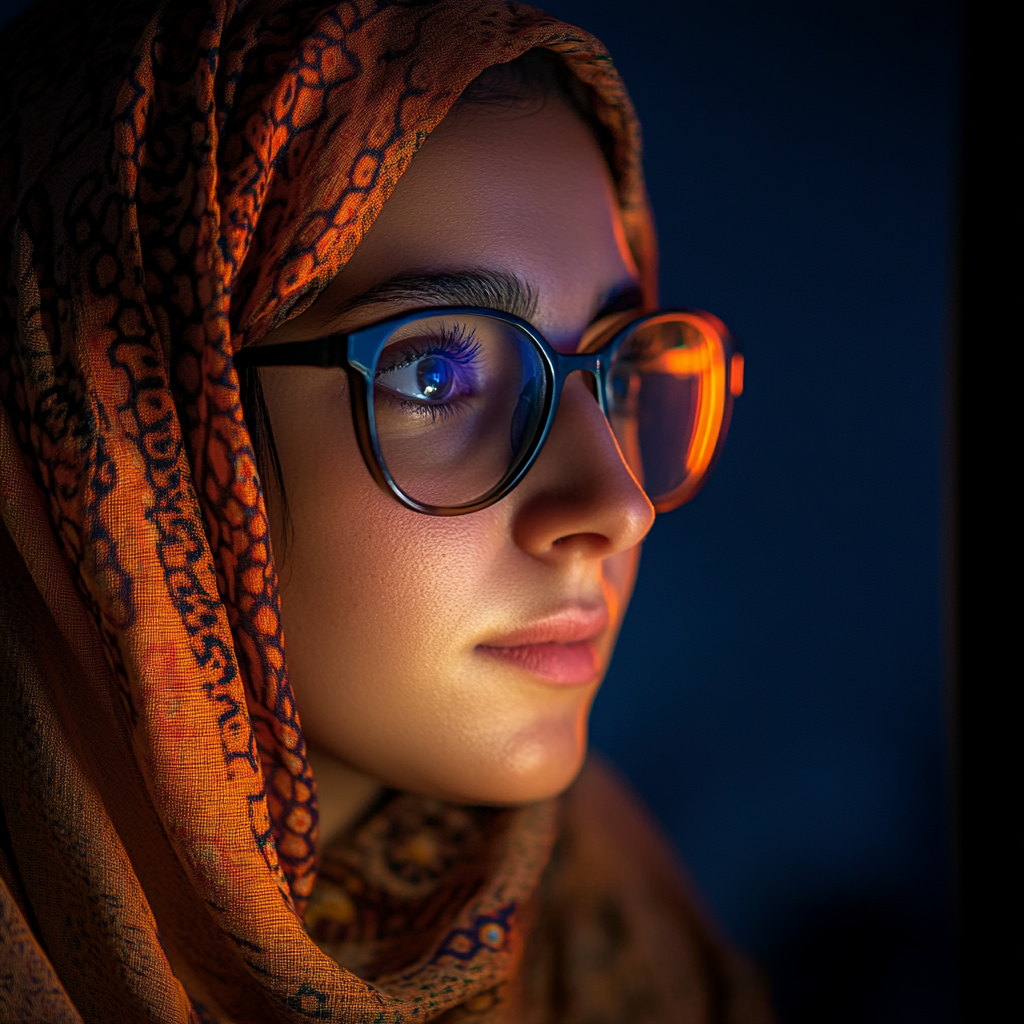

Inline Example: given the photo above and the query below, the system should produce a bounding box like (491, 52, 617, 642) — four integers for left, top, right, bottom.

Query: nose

(510, 371, 655, 560)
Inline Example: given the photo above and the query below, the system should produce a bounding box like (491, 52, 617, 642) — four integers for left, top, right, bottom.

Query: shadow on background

(537, 1, 959, 1020)
(0, 0, 960, 1019)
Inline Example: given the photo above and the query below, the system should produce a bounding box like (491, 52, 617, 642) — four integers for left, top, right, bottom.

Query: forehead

(300, 97, 639, 348)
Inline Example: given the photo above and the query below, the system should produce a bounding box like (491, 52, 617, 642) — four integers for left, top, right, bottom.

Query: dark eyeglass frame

(234, 305, 740, 517)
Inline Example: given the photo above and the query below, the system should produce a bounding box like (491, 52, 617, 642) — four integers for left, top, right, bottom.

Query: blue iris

(416, 354, 453, 399)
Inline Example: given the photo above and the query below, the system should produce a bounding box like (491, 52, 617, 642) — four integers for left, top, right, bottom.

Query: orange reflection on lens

(656, 346, 711, 377)
(642, 313, 727, 508)
(682, 318, 725, 485)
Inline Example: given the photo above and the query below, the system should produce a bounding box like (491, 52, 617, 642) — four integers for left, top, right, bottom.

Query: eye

(378, 352, 461, 402)
(375, 323, 482, 407)
(416, 354, 454, 399)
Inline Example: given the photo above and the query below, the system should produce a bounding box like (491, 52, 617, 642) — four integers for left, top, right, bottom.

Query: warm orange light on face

(730, 352, 745, 396)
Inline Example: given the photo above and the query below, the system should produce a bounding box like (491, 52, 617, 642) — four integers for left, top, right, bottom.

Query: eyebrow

(318, 269, 644, 331)
(322, 269, 539, 325)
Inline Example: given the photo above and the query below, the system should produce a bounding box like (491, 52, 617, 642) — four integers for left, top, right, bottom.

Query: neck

(306, 746, 383, 848)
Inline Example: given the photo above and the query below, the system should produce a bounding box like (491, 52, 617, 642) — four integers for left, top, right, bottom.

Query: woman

(0, 1, 772, 1021)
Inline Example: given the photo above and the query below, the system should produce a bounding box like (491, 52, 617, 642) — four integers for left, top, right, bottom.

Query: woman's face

(256, 92, 655, 807)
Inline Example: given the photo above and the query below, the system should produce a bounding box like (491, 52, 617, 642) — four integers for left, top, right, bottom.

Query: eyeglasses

(235, 306, 743, 516)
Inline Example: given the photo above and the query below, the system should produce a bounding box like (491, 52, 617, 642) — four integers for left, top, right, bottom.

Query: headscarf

(0, 2, 769, 1022)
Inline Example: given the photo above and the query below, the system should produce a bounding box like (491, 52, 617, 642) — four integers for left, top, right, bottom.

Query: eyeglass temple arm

(233, 336, 349, 369)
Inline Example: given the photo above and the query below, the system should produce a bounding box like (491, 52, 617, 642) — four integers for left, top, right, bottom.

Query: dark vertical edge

(951, 1, 1024, 1017)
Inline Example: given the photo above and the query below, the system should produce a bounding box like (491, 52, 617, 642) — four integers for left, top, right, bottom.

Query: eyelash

(377, 323, 482, 373)
(375, 325, 482, 420)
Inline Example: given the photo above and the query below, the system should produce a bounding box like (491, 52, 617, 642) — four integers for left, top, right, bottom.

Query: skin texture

(256, 94, 656, 841)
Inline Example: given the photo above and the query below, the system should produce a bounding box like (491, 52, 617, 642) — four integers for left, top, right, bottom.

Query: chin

(441, 714, 589, 807)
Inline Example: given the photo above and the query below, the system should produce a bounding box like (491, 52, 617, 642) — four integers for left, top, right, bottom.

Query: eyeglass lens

(605, 314, 728, 510)
(372, 314, 549, 508)
(370, 312, 727, 511)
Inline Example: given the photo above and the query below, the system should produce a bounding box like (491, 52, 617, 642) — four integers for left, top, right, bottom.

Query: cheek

(267, 366, 491, 683)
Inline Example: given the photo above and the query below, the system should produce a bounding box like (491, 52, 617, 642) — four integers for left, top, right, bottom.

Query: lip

(476, 606, 609, 686)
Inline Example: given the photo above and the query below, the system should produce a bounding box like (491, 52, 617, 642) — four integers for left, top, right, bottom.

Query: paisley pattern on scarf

(0, 1, 664, 1020)
(305, 798, 544, 996)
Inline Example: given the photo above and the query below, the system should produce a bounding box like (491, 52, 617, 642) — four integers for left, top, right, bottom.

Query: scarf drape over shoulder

(0, 2, 772, 1021)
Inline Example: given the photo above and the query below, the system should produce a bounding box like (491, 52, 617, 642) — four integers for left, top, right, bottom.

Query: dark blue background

(0, 0, 960, 1019)
(537, 2, 958, 1020)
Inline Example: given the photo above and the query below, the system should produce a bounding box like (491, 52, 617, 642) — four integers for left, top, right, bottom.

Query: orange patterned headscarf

(0, 1, 656, 1020)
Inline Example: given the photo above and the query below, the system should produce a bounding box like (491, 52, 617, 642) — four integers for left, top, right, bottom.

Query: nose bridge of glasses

(555, 350, 603, 372)
(551, 350, 610, 419)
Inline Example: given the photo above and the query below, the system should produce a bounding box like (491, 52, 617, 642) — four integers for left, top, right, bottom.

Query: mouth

(475, 606, 608, 687)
